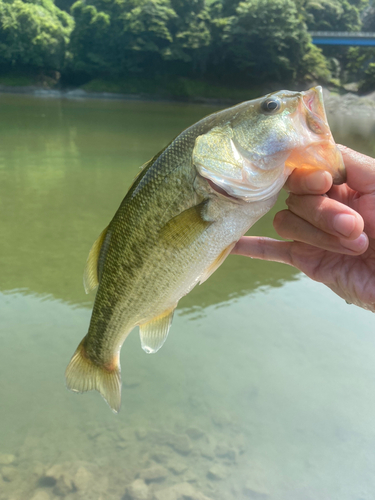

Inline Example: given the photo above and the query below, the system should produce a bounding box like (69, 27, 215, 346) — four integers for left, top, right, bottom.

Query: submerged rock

(74, 466, 93, 491)
(167, 434, 192, 455)
(1, 466, 18, 482)
(54, 474, 75, 496)
(135, 428, 148, 441)
(30, 490, 52, 500)
(214, 444, 237, 462)
(153, 482, 213, 500)
(0, 454, 16, 466)
(186, 428, 205, 440)
(168, 462, 188, 475)
(127, 478, 149, 500)
(139, 465, 168, 483)
(243, 478, 269, 498)
(206, 465, 227, 481)
(150, 451, 169, 464)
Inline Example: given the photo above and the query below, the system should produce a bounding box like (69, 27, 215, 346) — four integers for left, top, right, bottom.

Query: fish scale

(65, 87, 345, 412)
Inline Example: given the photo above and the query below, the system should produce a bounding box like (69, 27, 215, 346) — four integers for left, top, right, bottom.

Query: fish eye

(261, 98, 281, 114)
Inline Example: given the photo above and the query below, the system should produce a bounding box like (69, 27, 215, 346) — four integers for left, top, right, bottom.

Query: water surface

(0, 94, 375, 500)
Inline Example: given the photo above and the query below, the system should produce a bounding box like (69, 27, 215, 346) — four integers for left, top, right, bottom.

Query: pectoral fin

(83, 227, 111, 294)
(139, 306, 176, 354)
(199, 242, 236, 285)
(160, 202, 212, 249)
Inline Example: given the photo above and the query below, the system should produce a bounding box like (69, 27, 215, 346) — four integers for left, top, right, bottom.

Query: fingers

(284, 168, 333, 195)
(274, 210, 368, 255)
(338, 145, 375, 194)
(285, 193, 364, 240)
(231, 236, 294, 266)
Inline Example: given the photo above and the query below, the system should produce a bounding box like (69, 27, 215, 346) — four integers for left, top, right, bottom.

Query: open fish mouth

(206, 177, 237, 199)
(302, 86, 330, 136)
(287, 86, 347, 185)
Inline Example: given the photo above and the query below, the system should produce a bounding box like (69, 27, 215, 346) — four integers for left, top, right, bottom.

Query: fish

(65, 86, 345, 413)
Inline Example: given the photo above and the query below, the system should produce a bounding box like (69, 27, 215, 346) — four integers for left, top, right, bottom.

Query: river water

(0, 93, 374, 500)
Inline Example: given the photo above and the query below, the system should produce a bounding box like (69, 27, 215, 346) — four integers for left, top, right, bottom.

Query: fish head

(193, 86, 345, 202)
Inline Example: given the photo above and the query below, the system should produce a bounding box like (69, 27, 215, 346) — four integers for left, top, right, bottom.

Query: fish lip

(301, 86, 330, 136)
(205, 177, 237, 200)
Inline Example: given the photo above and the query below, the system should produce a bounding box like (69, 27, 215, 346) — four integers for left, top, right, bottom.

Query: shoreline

(0, 84, 241, 106)
(1, 84, 375, 114)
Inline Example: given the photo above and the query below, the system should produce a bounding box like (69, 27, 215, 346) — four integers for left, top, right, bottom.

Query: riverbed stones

(150, 451, 169, 464)
(135, 428, 148, 440)
(206, 464, 227, 481)
(0, 454, 16, 466)
(139, 465, 168, 483)
(243, 478, 269, 498)
(1, 466, 18, 482)
(127, 478, 149, 500)
(30, 490, 52, 500)
(54, 474, 75, 496)
(73, 466, 93, 491)
(186, 427, 205, 440)
(214, 444, 237, 462)
(167, 434, 192, 455)
(153, 482, 213, 500)
(168, 462, 188, 475)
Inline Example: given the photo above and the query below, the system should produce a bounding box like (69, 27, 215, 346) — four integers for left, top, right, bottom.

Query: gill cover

(193, 86, 346, 202)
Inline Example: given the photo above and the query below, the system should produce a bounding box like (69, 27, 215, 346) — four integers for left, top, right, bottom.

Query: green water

(0, 93, 375, 500)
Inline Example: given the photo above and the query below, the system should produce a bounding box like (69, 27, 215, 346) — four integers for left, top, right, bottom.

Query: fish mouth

(206, 177, 237, 200)
(288, 86, 347, 185)
(301, 86, 330, 136)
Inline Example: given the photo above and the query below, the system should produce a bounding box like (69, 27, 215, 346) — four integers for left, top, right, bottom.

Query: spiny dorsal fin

(199, 242, 236, 285)
(160, 202, 212, 249)
(139, 306, 176, 354)
(83, 227, 111, 294)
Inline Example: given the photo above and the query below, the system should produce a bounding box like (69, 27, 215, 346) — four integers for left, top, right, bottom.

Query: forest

(0, 0, 374, 97)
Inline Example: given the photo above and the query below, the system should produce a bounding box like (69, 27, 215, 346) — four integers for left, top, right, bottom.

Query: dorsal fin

(83, 227, 111, 294)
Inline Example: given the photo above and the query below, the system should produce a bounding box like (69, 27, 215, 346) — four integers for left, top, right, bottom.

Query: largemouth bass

(66, 86, 345, 412)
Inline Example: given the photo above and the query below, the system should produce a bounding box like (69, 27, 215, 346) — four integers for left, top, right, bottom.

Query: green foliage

(0, 0, 369, 96)
(359, 62, 375, 93)
(0, 0, 73, 70)
(209, 0, 330, 84)
(302, 0, 361, 31)
(362, 5, 375, 31)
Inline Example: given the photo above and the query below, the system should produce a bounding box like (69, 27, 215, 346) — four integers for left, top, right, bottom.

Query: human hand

(232, 145, 375, 312)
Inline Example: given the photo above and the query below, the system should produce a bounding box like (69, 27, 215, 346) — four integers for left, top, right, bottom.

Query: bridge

(309, 31, 375, 46)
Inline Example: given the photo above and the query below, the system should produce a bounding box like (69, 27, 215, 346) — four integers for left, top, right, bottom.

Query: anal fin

(139, 307, 176, 354)
(199, 242, 236, 285)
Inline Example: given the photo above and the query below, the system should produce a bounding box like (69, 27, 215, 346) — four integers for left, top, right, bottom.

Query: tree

(302, 0, 361, 32)
(359, 62, 375, 93)
(0, 0, 73, 71)
(212, 0, 329, 84)
(362, 4, 375, 31)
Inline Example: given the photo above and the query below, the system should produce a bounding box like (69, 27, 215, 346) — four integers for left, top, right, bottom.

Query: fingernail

(305, 171, 329, 192)
(340, 233, 368, 252)
(333, 214, 356, 237)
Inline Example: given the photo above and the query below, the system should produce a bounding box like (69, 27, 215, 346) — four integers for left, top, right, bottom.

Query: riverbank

(0, 75, 265, 106)
(1, 78, 374, 112)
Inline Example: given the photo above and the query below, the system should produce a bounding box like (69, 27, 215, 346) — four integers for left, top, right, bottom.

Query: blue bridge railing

(309, 31, 375, 46)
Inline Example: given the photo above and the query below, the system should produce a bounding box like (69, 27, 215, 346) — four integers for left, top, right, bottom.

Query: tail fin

(65, 338, 122, 413)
